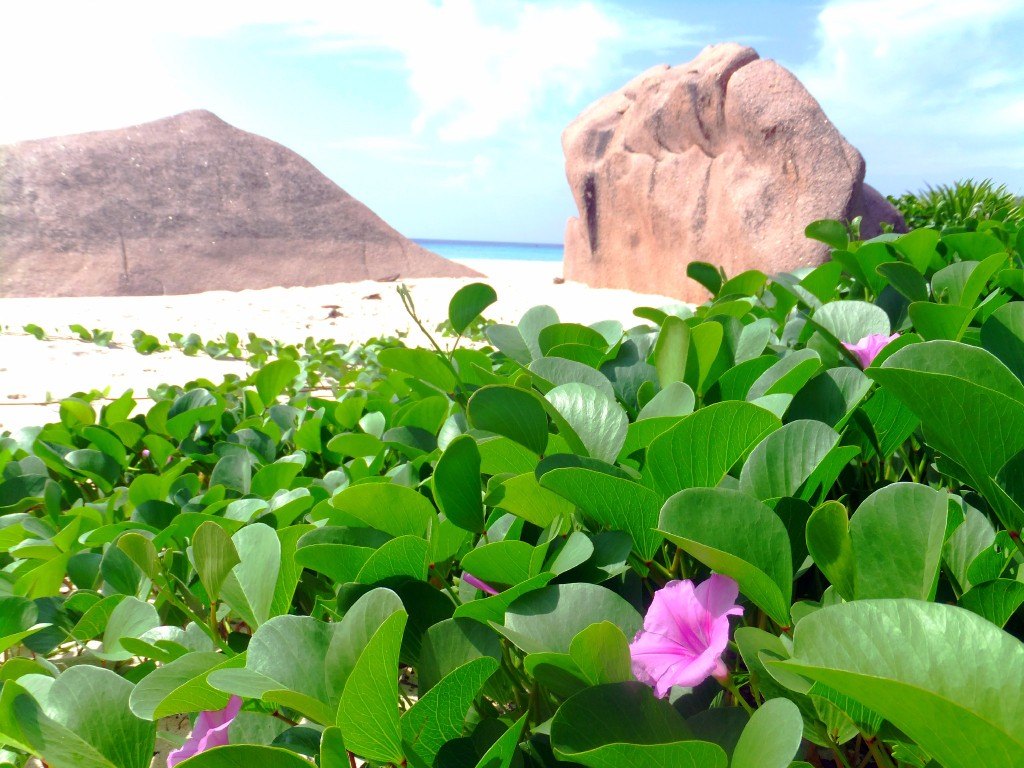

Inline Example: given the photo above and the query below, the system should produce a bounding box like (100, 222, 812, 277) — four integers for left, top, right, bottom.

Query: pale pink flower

(842, 332, 899, 368)
(462, 572, 499, 596)
(629, 575, 743, 698)
(167, 696, 242, 767)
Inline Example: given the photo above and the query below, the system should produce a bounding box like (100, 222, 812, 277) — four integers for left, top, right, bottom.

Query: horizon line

(414, 238, 564, 249)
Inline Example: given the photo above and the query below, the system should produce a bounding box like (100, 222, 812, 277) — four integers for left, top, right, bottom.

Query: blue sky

(4, 1, 1023, 243)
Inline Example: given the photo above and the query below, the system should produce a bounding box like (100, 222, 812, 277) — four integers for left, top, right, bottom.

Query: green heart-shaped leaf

(337, 610, 408, 764)
(0, 666, 155, 768)
(378, 348, 457, 392)
(772, 600, 1024, 768)
(849, 483, 947, 600)
(177, 745, 314, 767)
(401, 656, 498, 767)
(192, 521, 241, 603)
(541, 467, 663, 560)
(529, 357, 616, 399)
(739, 420, 841, 502)
(730, 698, 803, 768)
(568, 621, 632, 686)
(659, 488, 792, 626)
(503, 583, 641, 655)
(329, 483, 436, 538)
(219, 523, 281, 629)
(468, 385, 549, 455)
(433, 435, 485, 534)
(550, 681, 726, 768)
(545, 383, 628, 463)
(646, 402, 780, 498)
(805, 501, 855, 600)
(871, 340, 1024, 531)
(982, 301, 1024, 382)
(449, 282, 498, 335)
(254, 359, 300, 405)
(959, 579, 1024, 627)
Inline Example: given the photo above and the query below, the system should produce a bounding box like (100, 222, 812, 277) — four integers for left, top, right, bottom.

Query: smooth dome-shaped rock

(0, 110, 477, 297)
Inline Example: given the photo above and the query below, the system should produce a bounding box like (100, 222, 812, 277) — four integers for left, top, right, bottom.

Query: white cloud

(796, 0, 1024, 189)
(0, 1, 701, 144)
(0, 3, 194, 143)
(262, 0, 702, 142)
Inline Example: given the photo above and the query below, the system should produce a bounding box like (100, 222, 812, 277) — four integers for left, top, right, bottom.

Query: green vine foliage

(1, 218, 1024, 767)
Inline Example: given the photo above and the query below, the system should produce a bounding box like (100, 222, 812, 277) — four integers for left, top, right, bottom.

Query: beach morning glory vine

(629, 574, 743, 698)
(462, 572, 499, 596)
(843, 332, 900, 368)
(167, 695, 242, 767)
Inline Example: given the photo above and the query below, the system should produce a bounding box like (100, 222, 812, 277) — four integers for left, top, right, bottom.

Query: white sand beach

(0, 259, 679, 433)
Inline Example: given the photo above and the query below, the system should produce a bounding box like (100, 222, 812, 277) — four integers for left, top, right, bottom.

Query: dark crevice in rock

(593, 130, 613, 159)
(583, 174, 599, 252)
(693, 164, 712, 232)
(118, 229, 130, 281)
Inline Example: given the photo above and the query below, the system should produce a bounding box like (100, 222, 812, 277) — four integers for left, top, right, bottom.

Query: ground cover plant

(2, 212, 1024, 767)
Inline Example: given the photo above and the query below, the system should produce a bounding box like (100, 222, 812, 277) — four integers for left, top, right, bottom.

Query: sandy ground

(0, 259, 679, 433)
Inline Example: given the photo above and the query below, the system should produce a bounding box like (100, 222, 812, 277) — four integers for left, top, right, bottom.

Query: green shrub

(889, 178, 1024, 230)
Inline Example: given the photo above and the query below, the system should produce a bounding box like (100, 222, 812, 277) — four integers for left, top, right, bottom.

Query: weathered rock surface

(0, 110, 477, 297)
(562, 43, 905, 301)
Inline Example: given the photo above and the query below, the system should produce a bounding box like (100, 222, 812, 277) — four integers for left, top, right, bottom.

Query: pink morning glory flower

(167, 695, 242, 767)
(462, 572, 499, 596)
(629, 574, 743, 698)
(842, 332, 899, 368)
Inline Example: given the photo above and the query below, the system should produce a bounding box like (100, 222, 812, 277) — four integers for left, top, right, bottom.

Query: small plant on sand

(132, 329, 169, 355)
(22, 323, 46, 340)
(69, 323, 115, 347)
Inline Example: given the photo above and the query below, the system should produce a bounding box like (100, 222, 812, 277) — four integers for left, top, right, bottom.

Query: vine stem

(717, 674, 753, 715)
(173, 593, 230, 652)
(209, 602, 222, 639)
(865, 738, 897, 768)
(648, 558, 674, 581)
(396, 284, 467, 402)
(155, 564, 231, 652)
(668, 546, 683, 579)
(271, 710, 299, 727)
(398, 284, 447, 358)
(896, 446, 920, 483)
(827, 734, 853, 768)
(438, 577, 463, 605)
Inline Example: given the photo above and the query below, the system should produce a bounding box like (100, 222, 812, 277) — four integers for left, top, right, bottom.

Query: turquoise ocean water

(415, 239, 563, 262)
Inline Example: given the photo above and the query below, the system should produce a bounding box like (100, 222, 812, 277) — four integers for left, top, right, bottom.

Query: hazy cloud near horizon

(2, 0, 1022, 241)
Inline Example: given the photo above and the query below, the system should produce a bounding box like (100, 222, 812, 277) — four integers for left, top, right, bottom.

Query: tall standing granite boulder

(562, 43, 905, 302)
(0, 110, 478, 297)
